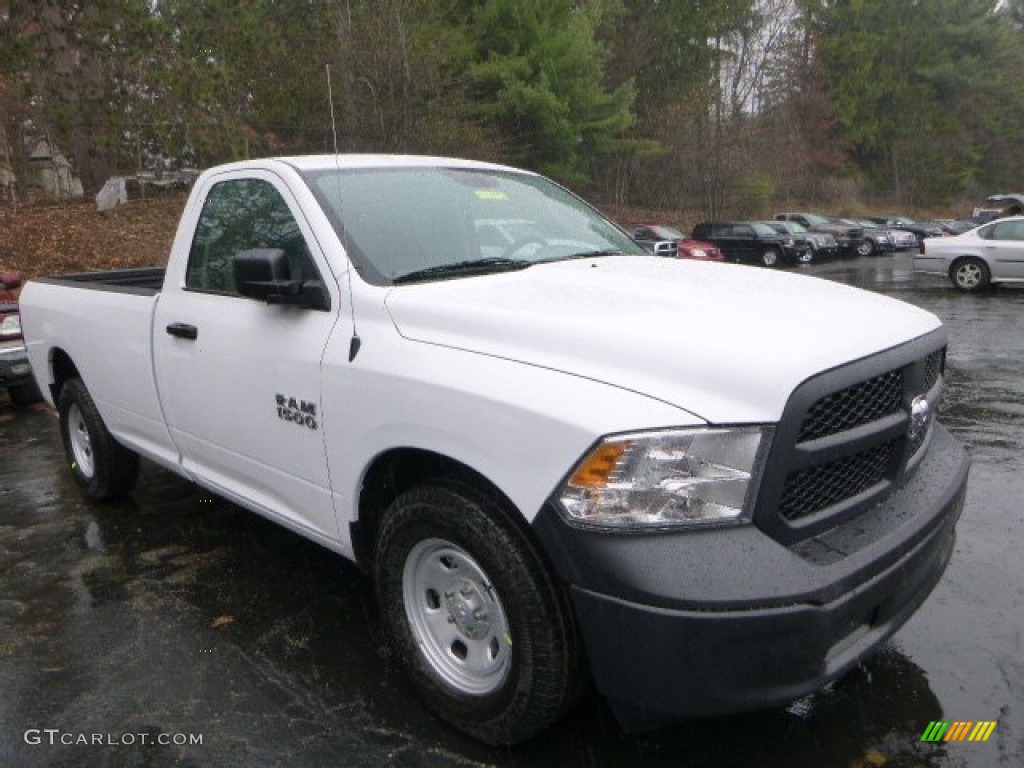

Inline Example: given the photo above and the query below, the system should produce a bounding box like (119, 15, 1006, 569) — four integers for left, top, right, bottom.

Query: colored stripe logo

(921, 721, 997, 742)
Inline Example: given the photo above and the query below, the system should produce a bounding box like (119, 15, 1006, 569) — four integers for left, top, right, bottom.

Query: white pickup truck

(21, 155, 969, 744)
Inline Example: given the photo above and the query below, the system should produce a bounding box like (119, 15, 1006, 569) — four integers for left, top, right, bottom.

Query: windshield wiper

(392, 258, 532, 284)
(535, 249, 626, 263)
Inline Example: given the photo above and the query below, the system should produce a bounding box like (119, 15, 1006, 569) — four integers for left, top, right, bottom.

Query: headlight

(556, 427, 773, 529)
(0, 312, 22, 340)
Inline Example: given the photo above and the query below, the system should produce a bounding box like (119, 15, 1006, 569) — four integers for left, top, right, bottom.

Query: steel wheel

(58, 378, 139, 500)
(67, 402, 96, 478)
(798, 248, 815, 264)
(374, 481, 582, 744)
(761, 248, 780, 267)
(856, 239, 875, 257)
(402, 538, 512, 696)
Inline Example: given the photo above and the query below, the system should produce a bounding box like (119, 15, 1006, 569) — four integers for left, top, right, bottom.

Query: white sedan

(914, 216, 1024, 292)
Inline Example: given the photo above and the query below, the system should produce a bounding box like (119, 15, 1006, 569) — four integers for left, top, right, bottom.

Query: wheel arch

(48, 347, 81, 403)
(351, 447, 532, 572)
(949, 252, 990, 270)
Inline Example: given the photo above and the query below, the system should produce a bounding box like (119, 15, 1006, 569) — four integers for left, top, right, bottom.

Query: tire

(8, 379, 42, 406)
(57, 378, 140, 501)
(761, 247, 781, 267)
(798, 247, 815, 264)
(856, 238, 875, 257)
(950, 257, 990, 293)
(374, 480, 581, 744)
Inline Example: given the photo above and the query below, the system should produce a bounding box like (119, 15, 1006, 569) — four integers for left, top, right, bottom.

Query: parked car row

(778, 212, 938, 256)
(627, 209, 935, 269)
(628, 208, 1024, 294)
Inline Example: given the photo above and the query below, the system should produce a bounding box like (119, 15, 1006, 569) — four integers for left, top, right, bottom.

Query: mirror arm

(266, 280, 330, 311)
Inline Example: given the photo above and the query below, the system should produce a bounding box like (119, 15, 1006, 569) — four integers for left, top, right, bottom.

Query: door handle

(166, 322, 198, 340)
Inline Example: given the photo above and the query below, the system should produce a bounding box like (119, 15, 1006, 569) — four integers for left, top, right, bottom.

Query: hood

(384, 257, 941, 424)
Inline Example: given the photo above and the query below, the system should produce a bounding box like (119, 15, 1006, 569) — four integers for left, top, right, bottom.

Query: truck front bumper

(532, 424, 968, 729)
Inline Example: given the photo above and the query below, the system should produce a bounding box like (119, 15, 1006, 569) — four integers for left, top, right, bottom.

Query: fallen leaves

(0, 193, 188, 283)
(211, 615, 236, 629)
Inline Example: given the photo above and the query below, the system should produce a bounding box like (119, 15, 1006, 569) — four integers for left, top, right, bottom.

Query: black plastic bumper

(532, 425, 968, 728)
(0, 342, 33, 387)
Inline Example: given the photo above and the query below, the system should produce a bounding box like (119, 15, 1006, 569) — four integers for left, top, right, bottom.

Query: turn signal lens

(568, 441, 629, 488)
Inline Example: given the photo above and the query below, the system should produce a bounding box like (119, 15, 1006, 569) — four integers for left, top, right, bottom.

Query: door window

(985, 220, 1024, 242)
(187, 179, 318, 294)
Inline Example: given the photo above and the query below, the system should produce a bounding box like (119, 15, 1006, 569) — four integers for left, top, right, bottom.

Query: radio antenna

(326, 64, 339, 154)
(326, 64, 359, 359)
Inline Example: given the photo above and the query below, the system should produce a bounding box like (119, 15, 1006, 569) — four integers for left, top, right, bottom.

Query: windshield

(802, 213, 829, 226)
(302, 166, 644, 284)
(649, 225, 685, 239)
(751, 223, 778, 236)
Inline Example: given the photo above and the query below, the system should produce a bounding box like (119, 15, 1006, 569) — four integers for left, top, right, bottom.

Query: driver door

(153, 172, 347, 543)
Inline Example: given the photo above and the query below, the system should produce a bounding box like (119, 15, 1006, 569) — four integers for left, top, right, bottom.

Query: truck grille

(755, 334, 946, 544)
(797, 370, 903, 442)
(780, 441, 898, 520)
(923, 348, 943, 391)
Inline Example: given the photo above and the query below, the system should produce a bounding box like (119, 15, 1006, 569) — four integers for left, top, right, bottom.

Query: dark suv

(691, 221, 806, 267)
(774, 212, 865, 257)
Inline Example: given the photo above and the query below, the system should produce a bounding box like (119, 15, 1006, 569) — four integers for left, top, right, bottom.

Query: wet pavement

(1, 253, 1022, 767)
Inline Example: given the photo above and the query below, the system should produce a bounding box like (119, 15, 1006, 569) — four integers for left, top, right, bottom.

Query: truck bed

(33, 267, 165, 295)
(20, 269, 179, 469)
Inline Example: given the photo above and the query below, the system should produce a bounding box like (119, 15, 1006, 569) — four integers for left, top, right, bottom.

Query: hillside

(0, 195, 187, 283)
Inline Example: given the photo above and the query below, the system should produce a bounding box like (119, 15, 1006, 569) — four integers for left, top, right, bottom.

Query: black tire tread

(374, 479, 582, 745)
(58, 378, 140, 501)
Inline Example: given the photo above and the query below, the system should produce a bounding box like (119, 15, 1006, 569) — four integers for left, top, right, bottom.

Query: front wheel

(761, 247, 781, 267)
(856, 239, 875, 257)
(798, 247, 815, 264)
(950, 257, 990, 292)
(58, 378, 140, 500)
(374, 481, 581, 744)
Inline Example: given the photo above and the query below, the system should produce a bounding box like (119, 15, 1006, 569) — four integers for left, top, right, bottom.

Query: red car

(1, 270, 43, 405)
(629, 223, 725, 261)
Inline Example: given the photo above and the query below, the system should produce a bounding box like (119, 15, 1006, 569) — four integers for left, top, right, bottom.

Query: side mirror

(653, 241, 679, 257)
(0, 271, 22, 290)
(233, 248, 329, 311)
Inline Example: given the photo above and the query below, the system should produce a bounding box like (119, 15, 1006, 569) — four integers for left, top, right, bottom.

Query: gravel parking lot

(1, 253, 1021, 767)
